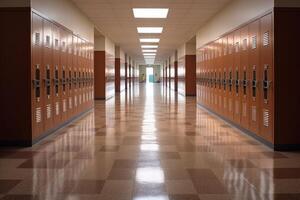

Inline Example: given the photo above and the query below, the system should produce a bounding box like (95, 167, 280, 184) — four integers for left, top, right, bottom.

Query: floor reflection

(0, 83, 300, 200)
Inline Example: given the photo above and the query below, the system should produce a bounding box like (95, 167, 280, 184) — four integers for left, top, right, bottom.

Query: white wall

(94, 36, 105, 51)
(196, 0, 274, 48)
(105, 37, 115, 56)
(31, 0, 94, 42)
(94, 36, 115, 56)
(178, 44, 185, 58)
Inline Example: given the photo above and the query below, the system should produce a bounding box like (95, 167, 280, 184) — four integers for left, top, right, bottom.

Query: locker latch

(32, 64, 41, 100)
(252, 66, 257, 98)
(45, 65, 51, 97)
(228, 71, 233, 92)
(263, 64, 271, 103)
(54, 66, 59, 96)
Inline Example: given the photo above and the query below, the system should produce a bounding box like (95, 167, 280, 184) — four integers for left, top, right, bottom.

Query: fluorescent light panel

(142, 49, 157, 53)
(143, 53, 156, 56)
(140, 38, 160, 43)
(133, 8, 169, 18)
(137, 27, 163, 34)
(141, 45, 158, 49)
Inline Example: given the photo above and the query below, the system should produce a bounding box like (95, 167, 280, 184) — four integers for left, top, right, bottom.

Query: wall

(196, 0, 273, 48)
(31, 0, 94, 42)
(94, 36, 115, 99)
(0, 0, 30, 7)
(139, 65, 146, 82)
(153, 65, 161, 82)
(275, 0, 300, 7)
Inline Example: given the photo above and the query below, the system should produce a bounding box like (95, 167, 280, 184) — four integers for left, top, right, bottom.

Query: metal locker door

(60, 29, 68, 122)
(227, 33, 234, 121)
(73, 35, 79, 115)
(222, 36, 228, 118)
(260, 14, 273, 142)
(32, 12, 44, 139)
(248, 20, 261, 135)
(240, 25, 250, 130)
(233, 30, 241, 124)
(52, 24, 61, 126)
(67, 33, 73, 118)
(42, 19, 54, 132)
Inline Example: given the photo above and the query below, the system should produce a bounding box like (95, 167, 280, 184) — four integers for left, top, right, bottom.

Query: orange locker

(60, 29, 68, 122)
(233, 29, 241, 124)
(42, 19, 54, 131)
(31, 13, 44, 138)
(248, 19, 261, 135)
(259, 13, 273, 142)
(222, 36, 229, 118)
(52, 24, 61, 126)
(67, 33, 73, 118)
(227, 33, 234, 121)
(72, 35, 79, 115)
(240, 25, 250, 130)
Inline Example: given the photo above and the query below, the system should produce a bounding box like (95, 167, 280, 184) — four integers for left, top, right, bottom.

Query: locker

(233, 29, 241, 124)
(52, 24, 61, 126)
(73, 35, 79, 115)
(240, 25, 250, 130)
(67, 33, 73, 118)
(259, 13, 273, 142)
(227, 33, 234, 121)
(42, 19, 54, 131)
(248, 19, 261, 134)
(31, 13, 44, 139)
(222, 36, 229, 118)
(60, 29, 69, 122)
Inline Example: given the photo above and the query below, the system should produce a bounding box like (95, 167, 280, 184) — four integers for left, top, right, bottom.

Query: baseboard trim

(0, 107, 94, 147)
(197, 103, 300, 151)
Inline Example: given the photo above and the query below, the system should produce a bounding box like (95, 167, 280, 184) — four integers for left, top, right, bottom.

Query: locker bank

(0, 0, 300, 199)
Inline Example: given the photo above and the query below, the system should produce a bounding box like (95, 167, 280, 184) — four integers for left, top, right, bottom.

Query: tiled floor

(1, 83, 300, 200)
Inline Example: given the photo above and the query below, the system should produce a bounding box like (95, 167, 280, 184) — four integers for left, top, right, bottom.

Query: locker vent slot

(69, 97, 72, 109)
(219, 96, 222, 107)
(55, 102, 59, 116)
(35, 107, 42, 123)
(35, 33, 40, 45)
(235, 42, 239, 53)
(46, 35, 50, 47)
(224, 98, 227, 109)
(235, 100, 239, 114)
(63, 99, 67, 113)
(62, 42, 66, 51)
(263, 31, 269, 46)
(55, 39, 59, 49)
(251, 36, 257, 49)
(242, 103, 247, 117)
(251, 106, 257, 122)
(79, 95, 82, 104)
(46, 104, 51, 119)
(263, 109, 270, 127)
(242, 39, 247, 51)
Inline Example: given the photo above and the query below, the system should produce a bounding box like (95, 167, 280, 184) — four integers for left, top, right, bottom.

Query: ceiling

(71, 0, 232, 64)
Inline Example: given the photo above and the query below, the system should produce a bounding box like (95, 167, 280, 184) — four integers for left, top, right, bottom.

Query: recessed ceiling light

(133, 8, 169, 18)
(143, 53, 156, 55)
(140, 38, 160, 43)
(142, 49, 157, 53)
(144, 56, 155, 59)
(141, 45, 158, 49)
(137, 27, 163, 34)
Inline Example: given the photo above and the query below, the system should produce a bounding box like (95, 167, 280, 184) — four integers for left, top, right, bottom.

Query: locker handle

(243, 80, 248, 87)
(32, 79, 40, 88)
(252, 80, 258, 88)
(263, 80, 272, 89)
(44, 79, 51, 87)
(235, 80, 240, 86)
